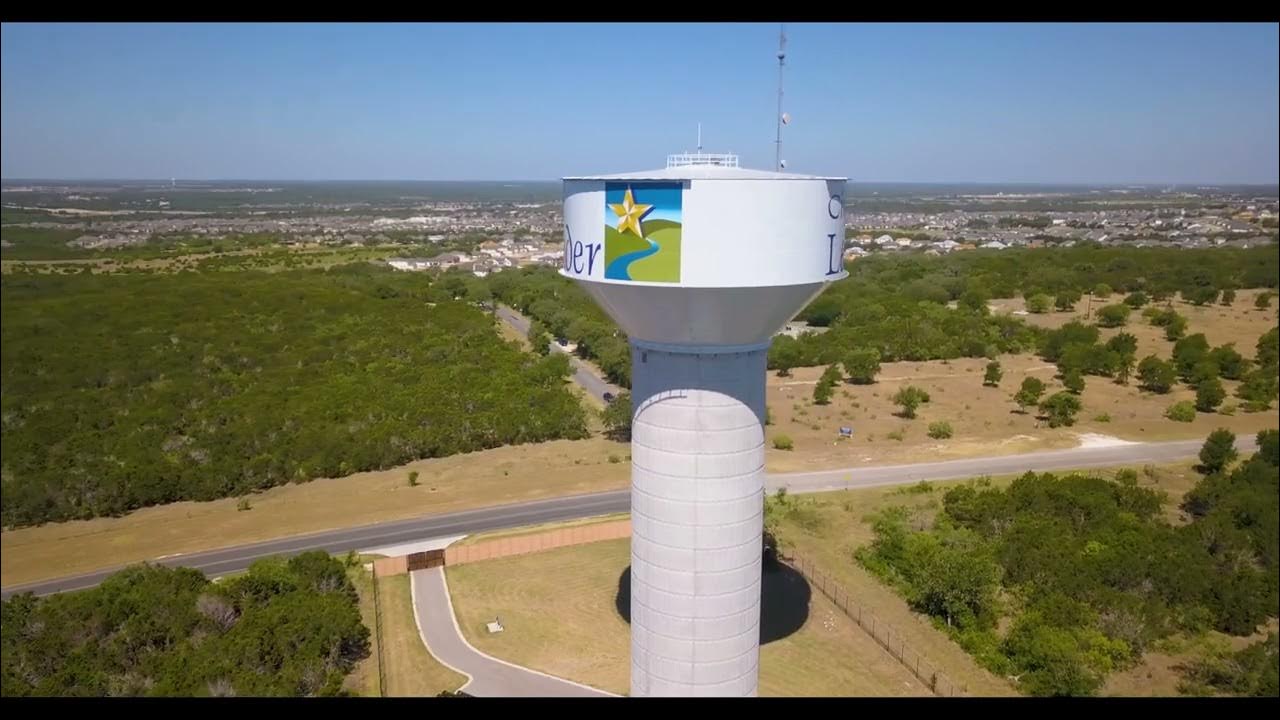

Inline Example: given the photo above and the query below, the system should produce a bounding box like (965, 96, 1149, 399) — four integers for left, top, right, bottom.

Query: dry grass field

(763, 290, 1278, 472)
(444, 537, 930, 697)
(0, 436, 630, 587)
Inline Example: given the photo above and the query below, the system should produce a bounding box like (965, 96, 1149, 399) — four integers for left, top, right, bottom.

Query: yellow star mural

(609, 186, 653, 237)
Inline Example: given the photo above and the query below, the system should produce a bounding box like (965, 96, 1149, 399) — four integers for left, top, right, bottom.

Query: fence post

(371, 562, 386, 698)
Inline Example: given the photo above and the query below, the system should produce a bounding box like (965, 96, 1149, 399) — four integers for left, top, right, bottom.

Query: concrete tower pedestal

(629, 341, 768, 697)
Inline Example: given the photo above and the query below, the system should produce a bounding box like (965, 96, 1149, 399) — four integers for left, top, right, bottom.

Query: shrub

(773, 435, 794, 451)
(928, 421, 954, 439)
(1095, 304, 1131, 328)
(983, 360, 1003, 387)
(237, 497, 252, 512)
(1123, 291, 1148, 308)
(1165, 401, 1196, 423)
(408, 470, 419, 487)
(1040, 392, 1082, 428)
(1094, 413, 1111, 423)
(608, 454, 622, 464)
(892, 385, 932, 419)
(1026, 293, 1053, 314)
(887, 428, 906, 442)
(1014, 376, 1046, 412)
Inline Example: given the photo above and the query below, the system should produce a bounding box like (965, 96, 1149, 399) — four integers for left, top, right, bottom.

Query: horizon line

(3, 177, 1279, 188)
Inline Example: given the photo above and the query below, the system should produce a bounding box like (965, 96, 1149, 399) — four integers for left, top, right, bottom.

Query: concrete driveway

(410, 566, 616, 697)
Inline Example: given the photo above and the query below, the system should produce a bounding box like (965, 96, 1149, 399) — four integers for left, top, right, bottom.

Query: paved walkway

(409, 566, 616, 697)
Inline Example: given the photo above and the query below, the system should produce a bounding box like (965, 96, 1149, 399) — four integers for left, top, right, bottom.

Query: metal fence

(781, 552, 964, 697)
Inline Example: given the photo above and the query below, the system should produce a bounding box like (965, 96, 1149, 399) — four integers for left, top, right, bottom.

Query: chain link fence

(781, 552, 964, 697)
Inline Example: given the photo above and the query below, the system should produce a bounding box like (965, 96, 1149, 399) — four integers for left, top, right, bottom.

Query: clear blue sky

(2, 22, 1277, 184)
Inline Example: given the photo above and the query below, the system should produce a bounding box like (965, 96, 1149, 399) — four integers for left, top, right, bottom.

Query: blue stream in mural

(605, 236, 659, 280)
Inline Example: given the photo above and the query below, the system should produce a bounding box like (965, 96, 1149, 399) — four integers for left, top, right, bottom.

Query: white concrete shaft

(628, 341, 768, 697)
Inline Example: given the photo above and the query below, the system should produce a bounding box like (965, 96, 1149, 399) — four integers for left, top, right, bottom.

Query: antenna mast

(697, 122, 702, 153)
(774, 24, 786, 172)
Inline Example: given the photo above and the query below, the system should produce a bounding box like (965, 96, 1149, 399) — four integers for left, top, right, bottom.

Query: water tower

(561, 151, 847, 696)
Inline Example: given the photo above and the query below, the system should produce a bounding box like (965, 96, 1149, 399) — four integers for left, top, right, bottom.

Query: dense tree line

(1, 264, 588, 526)
(857, 430, 1279, 696)
(1, 552, 369, 696)
(482, 247, 1277, 388)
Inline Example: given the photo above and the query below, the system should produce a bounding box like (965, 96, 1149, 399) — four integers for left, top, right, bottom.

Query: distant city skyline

(2, 22, 1277, 184)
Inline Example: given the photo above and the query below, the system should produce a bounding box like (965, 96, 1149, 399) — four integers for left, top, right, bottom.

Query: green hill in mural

(628, 225, 682, 282)
(641, 219, 680, 234)
(604, 225, 651, 265)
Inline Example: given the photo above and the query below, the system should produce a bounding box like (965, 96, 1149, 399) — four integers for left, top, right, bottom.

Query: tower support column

(627, 339, 769, 697)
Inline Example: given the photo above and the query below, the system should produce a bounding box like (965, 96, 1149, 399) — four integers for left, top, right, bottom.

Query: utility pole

(775, 24, 787, 172)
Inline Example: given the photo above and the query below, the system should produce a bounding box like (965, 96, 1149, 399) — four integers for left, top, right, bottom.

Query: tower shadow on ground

(614, 544, 811, 645)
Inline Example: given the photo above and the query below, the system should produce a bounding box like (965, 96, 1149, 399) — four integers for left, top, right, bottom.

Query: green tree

(1026, 293, 1053, 314)
(1255, 292, 1274, 310)
(893, 386, 932, 419)
(600, 391, 633, 441)
(1094, 304, 1131, 328)
(912, 530, 1002, 628)
(1198, 429, 1237, 474)
(1165, 314, 1188, 341)
(1039, 392, 1082, 428)
(1236, 365, 1279, 411)
(1063, 369, 1086, 395)
(813, 365, 841, 405)
(1183, 285, 1219, 306)
(527, 318, 552, 356)
(1015, 377, 1046, 413)
(1137, 355, 1176, 393)
(1055, 290, 1082, 312)
(1220, 289, 1236, 306)
(1257, 327, 1279, 367)
(983, 360, 1003, 387)
(1208, 344, 1250, 380)
(1257, 429, 1279, 466)
(1003, 616, 1104, 696)
(1173, 334, 1212, 381)
(1195, 377, 1226, 413)
(960, 287, 991, 314)
(1123, 291, 1148, 308)
(844, 347, 882, 385)
(1189, 359, 1220, 386)
(772, 337, 802, 377)
(1093, 283, 1112, 299)
(1115, 353, 1135, 385)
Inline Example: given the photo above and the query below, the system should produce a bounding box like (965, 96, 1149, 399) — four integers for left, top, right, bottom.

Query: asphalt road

(2, 435, 1252, 600)
(495, 304, 620, 403)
